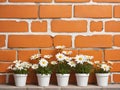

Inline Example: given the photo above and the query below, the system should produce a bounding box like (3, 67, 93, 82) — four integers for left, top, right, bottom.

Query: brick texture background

(0, 0, 120, 85)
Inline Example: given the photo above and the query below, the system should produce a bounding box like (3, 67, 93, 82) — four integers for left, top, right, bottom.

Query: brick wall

(0, 0, 120, 84)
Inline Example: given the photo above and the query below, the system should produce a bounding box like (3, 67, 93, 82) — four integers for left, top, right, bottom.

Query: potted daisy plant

(30, 54, 53, 86)
(51, 45, 76, 86)
(94, 61, 113, 86)
(8, 60, 31, 86)
(74, 55, 94, 86)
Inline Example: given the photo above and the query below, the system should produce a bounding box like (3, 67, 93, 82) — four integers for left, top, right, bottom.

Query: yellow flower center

(79, 58, 82, 61)
(42, 61, 46, 64)
(59, 55, 62, 58)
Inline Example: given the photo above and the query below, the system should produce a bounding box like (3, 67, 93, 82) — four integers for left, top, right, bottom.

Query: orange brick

(31, 21, 47, 32)
(8, 75, 14, 84)
(54, 35, 72, 48)
(88, 73, 96, 84)
(113, 74, 120, 83)
(0, 21, 28, 32)
(0, 75, 6, 84)
(0, 35, 5, 47)
(9, 0, 52, 2)
(0, 62, 12, 72)
(18, 50, 39, 62)
(79, 50, 103, 61)
(75, 35, 112, 48)
(55, 0, 90, 2)
(114, 6, 120, 18)
(0, 5, 38, 18)
(8, 35, 53, 48)
(93, 0, 120, 2)
(105, 21, 120, 32)
(51, 20, 87, 32)
(105, 50, 120, 61)
(111, 63, 120, 72)
(39, 5, 72, 18)
(114, 35, 120, 47)
(90, 21, 103, 32)
(0, 0, 6, 2)
(27, 72, 37, 84)
(0, 50, 16, 62)
(74, 5, 112, 18)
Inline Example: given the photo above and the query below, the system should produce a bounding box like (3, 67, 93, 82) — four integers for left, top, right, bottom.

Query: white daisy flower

(55, 45, 65, 49)
(12, 67, 17, 70)
(44, 55, 52, 59)
(8, 65, 13, 70)
(86, 55, 94, 60)
(56, 53, 65, 61)
(87, 61, 93, 65)
(32, 64, 38, 69)
(39, 58, 48, 67)
(94, 61, 100, 64)
(68, 61, 76, 67)
(62, 51, 72, 55)
(108, 61, 113, 65)
(64, 56, 72, 62)
(16, 64, 23, 70)
(51, 61, 57, 65)
(101, 64, 110, 71)
(30, 54, 41, 60)
(21, 62, 32, 69)
(13, 60, 21, 64)
(15, 62, 21, 68)
(75, 55, 87, 64)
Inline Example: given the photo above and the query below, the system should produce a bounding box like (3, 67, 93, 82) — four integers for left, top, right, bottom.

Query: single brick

(79, 50, 103, 61)
(88, 73, 96, 84)
(39, 5, 72, 18)
(114, 6, 120, 18)
(51, 20, 87, 32)
(8, 35, 53, 48)
(54, 35, 72, 48)
(55, 0, 90, 2)
(0, 50, 16, 62)
(105, 21, 120, 32)
(111, 63, 120, 72)
(0, 62, 12, 72)
(90, 21, 103, 32)
(31, 21, 47, 32)
(105, 50, 120, 61)
(9, 0, 52, 2)
(75, 35, 112, 48)
(0, 21, 28, 32)
(27, 72, 37, 84)
(0, 75, 6, 84)
(74, 5, 112, 18)
(0, 35, 5, 47)
(18, 50, 39, 62)
(0, 5, 38, 18)
(0, 0, 6, 2)
(93, 0, 120, 2)
(114, 35, 120, 47)
(113, 74, 120, 83)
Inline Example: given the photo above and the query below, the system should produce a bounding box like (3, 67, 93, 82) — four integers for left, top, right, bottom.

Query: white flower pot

(56, 74, 70, 86)
(75, 73, 89, 86)
(96, 73, 109, 86)
(14, 74, 27, 86)
(37, 74, 51, 86)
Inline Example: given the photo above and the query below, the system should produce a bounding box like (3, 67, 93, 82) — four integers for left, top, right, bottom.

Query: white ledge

(0, 84, 120, 90)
